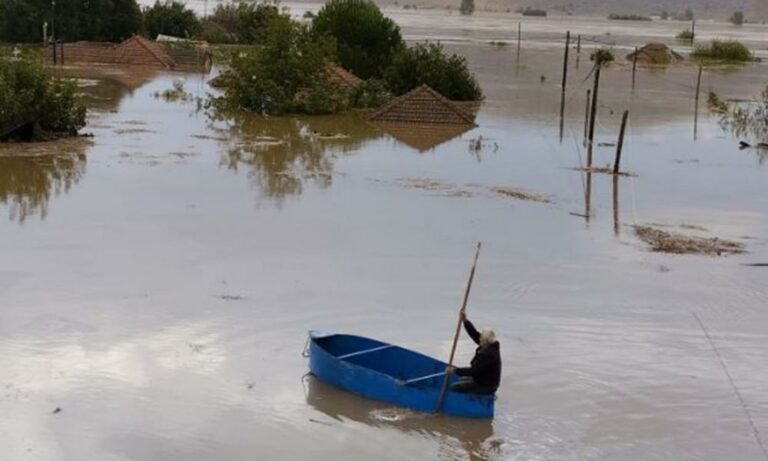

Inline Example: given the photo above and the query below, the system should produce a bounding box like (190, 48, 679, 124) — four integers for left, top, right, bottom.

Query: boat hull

(307, 331, 495, 418)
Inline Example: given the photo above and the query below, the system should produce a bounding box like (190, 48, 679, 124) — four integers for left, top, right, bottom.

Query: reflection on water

(0, 140, 88, 222)
(217, 114, 382, 199)
(304, 375, 501, 461)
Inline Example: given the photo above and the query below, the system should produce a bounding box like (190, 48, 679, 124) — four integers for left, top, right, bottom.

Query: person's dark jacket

(455, 319, 501, 389)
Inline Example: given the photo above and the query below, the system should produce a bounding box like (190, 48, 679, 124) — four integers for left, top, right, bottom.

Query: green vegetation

(459, 0, 474, 16)
(351, 78, 391, 108)
(143, 1, 200, 39)
(590, 48, 615, 66)
(211, 17, 347, 115)
(692, 40, 752, 62)
(729, 11, 745, 26)
(676, 29, 694, 40)
(312, 0, 404, 80)
(200, 2, 282, 44)
(521, 8, 546, 17)
(384, 42, 482, 101)
(0, 0, 142, 42)
(0, 58, 86, 141)
(607, 14, 651, 21)
(718, 86, 768, 144)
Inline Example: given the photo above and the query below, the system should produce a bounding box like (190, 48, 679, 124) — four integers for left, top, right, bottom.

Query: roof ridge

(369, 84, 476, 125)
(130, 35, 175, 69)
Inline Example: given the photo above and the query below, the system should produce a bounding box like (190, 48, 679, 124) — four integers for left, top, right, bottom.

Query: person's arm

(463, 317, 481, 345)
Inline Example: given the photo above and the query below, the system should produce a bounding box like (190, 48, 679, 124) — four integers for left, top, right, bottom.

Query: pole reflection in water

(612, 174, 620, 235)
(303, 375, 501, 461)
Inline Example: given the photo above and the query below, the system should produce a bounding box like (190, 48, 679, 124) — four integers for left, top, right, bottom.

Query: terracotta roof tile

(369, 85, 476, 126)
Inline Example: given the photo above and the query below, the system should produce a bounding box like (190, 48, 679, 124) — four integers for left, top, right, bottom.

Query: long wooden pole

(435, 242, 482, 413)
(559, 31, 571, 142)
(614, 110, 629, 174)
(694, 65, 702, 140)
(632, 46, 638, 89)
(587, 65, 601, 168)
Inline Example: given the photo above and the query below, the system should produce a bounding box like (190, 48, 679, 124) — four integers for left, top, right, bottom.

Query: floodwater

(2, 12, 768, 461)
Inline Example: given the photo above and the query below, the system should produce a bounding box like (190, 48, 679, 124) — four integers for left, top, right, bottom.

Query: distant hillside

(379, 0, 768, 21)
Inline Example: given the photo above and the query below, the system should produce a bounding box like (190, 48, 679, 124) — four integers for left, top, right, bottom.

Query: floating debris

(490, 186, 550, 203)
(633, 225, 745, 255)
(52, 407, 61, 414)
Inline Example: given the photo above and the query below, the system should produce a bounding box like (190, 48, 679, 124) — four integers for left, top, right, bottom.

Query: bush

(143, 1, 200, 39)
(607, 13, 652, 21)
(0, 58, 86, 140)
(522, 8, 547, 17)
(0, 0, 142, 43)
(590, 48, 615, 66)
(351, 78, 391, 108)
(460, 0, 474, 16)
(716, 86, 768, 145)
(312, 0, 404, 79)
(383, 42, 482, 101)
(729, 11, 744, 26)
(212, 17, 346, 115)
(676, 29, 694, 40)
(693, 40, 752, 62)
(200, 2, 283, 44)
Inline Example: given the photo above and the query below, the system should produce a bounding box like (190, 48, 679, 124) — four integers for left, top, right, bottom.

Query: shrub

(590, 48, 615, 66)
(312, 0, 404, 79)
(693, 40, 752, 62)
(143, 1, 201, 39)
(716, 86, 768, 145)
(0, 58, 86, 140)
(351, 78, 391, 108)
(0, 0, 142, 43)
(212, 17, 346, 115)
(200, 2, 283, 44)
(676, 29, 694, 40)
(460, 0, 474, 16)
(383, 42, 482, 101)
(522, 8, 547, 17)
(608, 14, 652, 21)
(729, 11, 744, 26)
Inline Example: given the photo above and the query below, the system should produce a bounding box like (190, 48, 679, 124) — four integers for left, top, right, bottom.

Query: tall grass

(692, 40, 753, 62)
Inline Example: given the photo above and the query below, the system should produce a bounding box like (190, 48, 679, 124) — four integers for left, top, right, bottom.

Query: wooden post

(517, 22, 521, 57)
(613, 110, 629, 174)
(585, 171, 592, 222)
(612, 175, 619, 235)
(59, 41, 63, 65)
(694, 65, 702, 140)
(559, 31, 570, 142)
(52, 41, 57, 65)
(583, 89, 591, 145)
(631, 46, 638, 89)
(576, 34, 581, 54)
(587, 65, 601, 168)
(691, 19, 696, 42)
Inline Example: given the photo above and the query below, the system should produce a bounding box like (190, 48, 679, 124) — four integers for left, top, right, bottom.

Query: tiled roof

(326, 64, 362, 90)
(121, 35, 175, 69)
(369, 85, 476, 126)
(626, 43, 684, 64)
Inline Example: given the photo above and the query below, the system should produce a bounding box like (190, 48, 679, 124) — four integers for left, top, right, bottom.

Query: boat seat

(337, 344, 395, 360)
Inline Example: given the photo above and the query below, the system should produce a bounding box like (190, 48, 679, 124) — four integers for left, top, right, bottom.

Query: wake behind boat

(306, 331, 495, 418)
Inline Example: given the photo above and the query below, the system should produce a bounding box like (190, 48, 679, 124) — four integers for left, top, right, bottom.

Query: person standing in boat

(447, 312, 501, 395)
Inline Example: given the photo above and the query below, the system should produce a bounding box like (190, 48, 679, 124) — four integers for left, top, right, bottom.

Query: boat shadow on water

(303, 375, 503, 460)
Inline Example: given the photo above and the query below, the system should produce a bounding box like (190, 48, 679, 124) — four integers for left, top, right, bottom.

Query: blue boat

(306, 331, 495, 418)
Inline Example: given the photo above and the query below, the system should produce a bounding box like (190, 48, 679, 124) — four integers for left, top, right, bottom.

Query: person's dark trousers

(450, 377, 496, 395)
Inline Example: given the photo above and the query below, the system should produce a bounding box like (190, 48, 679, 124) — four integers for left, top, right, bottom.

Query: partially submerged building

(47, 35, 212, 72)
(369, 85, 477, 152)
(626, 43, 684, 65)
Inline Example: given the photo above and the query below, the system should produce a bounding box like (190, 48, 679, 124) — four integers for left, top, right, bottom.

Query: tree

(0, 58, 86, 140)
(200, 2, 283, 44)
(730, 11, 745, 25)
(0, 0, 142, 43)
(312, 0, 403, 79)
(460, 0, 474, 15)
(383, 42, 482, 101)
(143, 1, 200, 39)
(213, 17, 345, 115)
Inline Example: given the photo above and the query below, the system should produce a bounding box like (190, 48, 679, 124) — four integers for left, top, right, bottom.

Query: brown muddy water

(2, 17, 768, 461)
